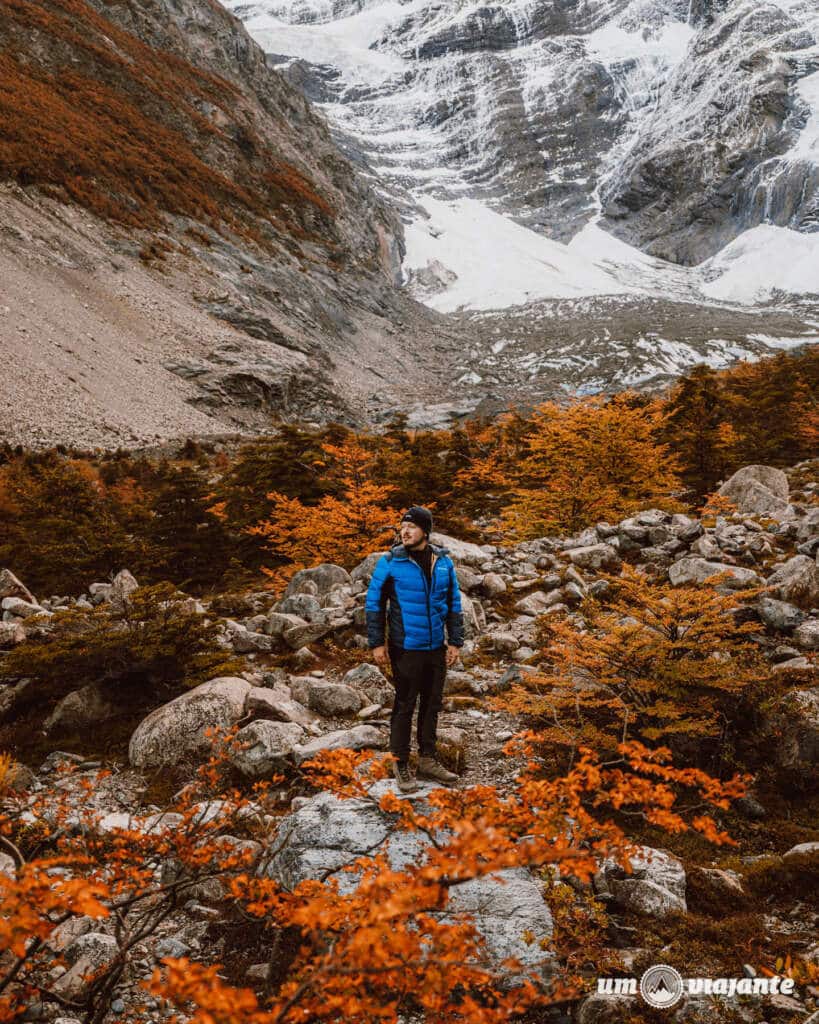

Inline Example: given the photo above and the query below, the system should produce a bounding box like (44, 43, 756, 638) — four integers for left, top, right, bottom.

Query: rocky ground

(454, 297, 819, 419)
(0, 182, 457, 451)
(1, 462, 818, 1023)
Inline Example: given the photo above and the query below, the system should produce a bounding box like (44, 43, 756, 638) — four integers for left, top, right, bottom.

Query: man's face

(400, 520, 426, 548)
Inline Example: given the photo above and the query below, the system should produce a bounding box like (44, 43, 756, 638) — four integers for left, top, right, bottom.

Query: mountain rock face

(0, 0, 455, 447)
(227, 0, 819, 271)
(601, 0, 819, 263)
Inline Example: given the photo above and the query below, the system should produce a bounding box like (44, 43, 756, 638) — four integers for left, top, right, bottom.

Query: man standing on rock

(365, 506, 464, 793)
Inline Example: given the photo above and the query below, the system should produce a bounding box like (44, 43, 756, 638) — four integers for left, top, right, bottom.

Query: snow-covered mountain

(226, 0, 819, 318)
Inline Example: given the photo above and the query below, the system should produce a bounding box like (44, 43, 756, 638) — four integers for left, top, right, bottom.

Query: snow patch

(699, 225, 819, 303)
(586, 18, 694, 67)
(403, 198, 634, 312)
(790, 71, 819, 164)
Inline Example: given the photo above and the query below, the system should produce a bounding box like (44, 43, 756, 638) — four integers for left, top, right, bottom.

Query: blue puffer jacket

(365, 543, 465, 651)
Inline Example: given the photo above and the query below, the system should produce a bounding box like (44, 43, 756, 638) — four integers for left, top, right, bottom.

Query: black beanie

(401, 506, 433, 537)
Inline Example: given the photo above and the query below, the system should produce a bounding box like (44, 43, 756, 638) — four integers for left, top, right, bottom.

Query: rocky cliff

(0, 0, 456, 447)
(601, 0, 819, 263)
(227, 0, 819, 280)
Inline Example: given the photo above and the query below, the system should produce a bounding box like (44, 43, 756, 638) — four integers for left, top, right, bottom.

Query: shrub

(0, 452, 133, 595)
(491, 565, 772, 774)
(0, 582, 242, 709)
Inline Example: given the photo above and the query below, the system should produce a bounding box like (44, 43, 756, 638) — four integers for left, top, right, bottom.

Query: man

(365, 506, 464, 793)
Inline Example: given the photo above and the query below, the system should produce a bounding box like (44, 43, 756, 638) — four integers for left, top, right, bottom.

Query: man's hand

(372, 645, 388, 668)
(446, 645, 460, 668)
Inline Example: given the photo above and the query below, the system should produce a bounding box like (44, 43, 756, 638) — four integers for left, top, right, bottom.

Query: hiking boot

(417, 754, 458, 785)
(393, 760, 418, 794)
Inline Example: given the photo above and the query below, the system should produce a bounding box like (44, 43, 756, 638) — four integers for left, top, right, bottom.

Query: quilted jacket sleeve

(365, 554, 391, 648)
(446, 560, 465, 647)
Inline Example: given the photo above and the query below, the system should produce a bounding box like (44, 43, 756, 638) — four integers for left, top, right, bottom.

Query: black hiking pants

(388, 645, 447, 763)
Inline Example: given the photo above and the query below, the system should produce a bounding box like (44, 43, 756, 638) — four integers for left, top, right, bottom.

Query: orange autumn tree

(248, 438, 401, 589)
(0, 733, 748, 1024)
(147, 739, 747, 1024)
(0, 730, 275, 1024)
(499, 394, 683, 539)
(449, 409, 532, 518)
(492, 564, 771, 773)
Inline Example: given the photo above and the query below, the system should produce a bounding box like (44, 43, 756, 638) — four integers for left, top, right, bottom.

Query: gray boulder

(772, 656, 813, 673)
(455, 566, 483, 593)
(444, 670, 477, 695)
(128, 677, 251, 770)
(765, 687, 819, 769)
(783, 841, 819, 860)
(756, 596, 805, 633)
(108, 569, 139, 613)
(690, 534, 723, 560)
(714, 521, 750, 554)
(567, 544, 621, 572)
(350, 552, 386, 583)
(342, 663, 391, 706)
(668, 558, 760, 590)
(265, 612, 307, 638)
(64, 931, 117, 967)
(514, 591, 554, 616)
(488, 632, 521, 654)
(617, 518, 648, 543)
(247, 686, 316, 728)
(231, 720, 305, 777)
(54, 933, 118, 1000)
(0, 569, 35, 604)
(1, 597, 48, 619)
(443, 869, 555, 977)
(561, 526, 600, 550)
(688, 866, 746, 908)
(766, 555, 819, 609)
(278, 593, 323, 621)
(794, 619, 819, 651)
(288, 676, 312, 705)
(459, 591, 485, 638)
(307, 681, 363, 717)
(293, 647, 319, 669)
(598, 846, 686, 918)
(481, 573, 507, 597)
(430, 532, 487, 567)
(261, 790, 390, 887)
(283, 621, 332, 649)
(635, 510, 672, 527)
(718, 465, 790, 518)
(285, 564, 351, 598)
(292, 725, 386, 765)
(228, 625, 274, 653)
(0, 621, 25, 646)
(88, 583, 112, 605)
(261, 789, 554, 977)
(796, 507, 819, 542)
(635, 547, 674, 568)
(44, 685, 119, 736)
